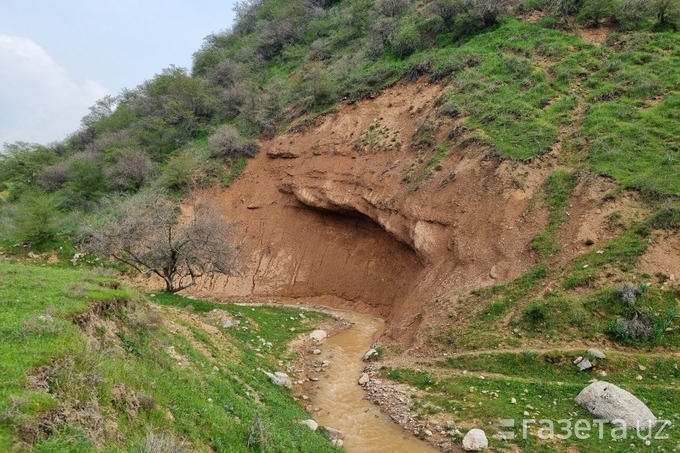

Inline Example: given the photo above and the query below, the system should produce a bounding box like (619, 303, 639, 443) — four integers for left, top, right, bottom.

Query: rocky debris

(358, 372, 370, 385)
(70, 253, 84, 266)
(265, 371, 292, 388)
(575, 381, 656, 430)
(462, 428, 488, 451)
(577, 358, 593, 371)
(363, 348, 378, 361)
(312, 349, 321, 355)
(331, 439, 343, 447)
(298, 419, 319, 431)
(587, 348, 606, 359)
(310, 329, 328, 342)
(364, 377, 417, 427)
(323, 426, 344, 439)
(573, 356, 583, 364)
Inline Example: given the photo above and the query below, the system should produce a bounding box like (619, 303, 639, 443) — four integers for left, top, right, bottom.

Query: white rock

(358, 372, 370, 385)
(331, 439, 343, 447)
(577, 358, 593, 371)
(462, 428, 488, 451)
(363, 348, 378, 361)
(310, 330, 328, 342)
(574, 381, 656, 430)
(312, 349, 322, 355)
(298, 419, 319, 431)
(265, 371, 292, 388)
(323, 426, 344, 439)
(574, 356, 584, 364)
(588, 348, 607, 359)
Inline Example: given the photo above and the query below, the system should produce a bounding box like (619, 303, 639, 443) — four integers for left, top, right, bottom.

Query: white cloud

(0, 35, 109, 145)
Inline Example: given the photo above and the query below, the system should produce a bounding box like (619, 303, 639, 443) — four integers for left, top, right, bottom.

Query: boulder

(298, 419, 319, 431)
(577, 358, 593, 371)
(462, 428, 488, 451)
(310, 330, 328, 342)
(587, 348, 607, 359)
(265, 371, 292, 388)
(323, 426, 344, 439)
(363, 348, 378, 361)
(575, 381, 656, 430)
(358, 372, 370, 385)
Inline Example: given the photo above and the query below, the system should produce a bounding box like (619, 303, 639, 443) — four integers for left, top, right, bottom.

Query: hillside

(0, 0, 679, 451)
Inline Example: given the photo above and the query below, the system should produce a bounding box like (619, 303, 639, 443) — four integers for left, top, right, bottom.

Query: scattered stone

(638, 364, 647, 371)
(599, 371, 608, 377)
(323, 426, 345, 439)
(425, 429, 433, 436)
(511, 398, 517, 404)
(462, 428, 488, 451)
(331, 439, 343, 447)
(363, 348, 379, 361)
(575, 381, 656, 430)
(312, 349, 321, 355)
(492, 432, 509, 441)
(573, 356, 584, 365)
(265, 371, 292, 388)
(577, 358, 593, 371)
(358, 373, 370, 385)
(636, 375, 643, 381)
(299, 419, 319, 431)
(588, 348, 607, 359)
(310, 329, 328, 342)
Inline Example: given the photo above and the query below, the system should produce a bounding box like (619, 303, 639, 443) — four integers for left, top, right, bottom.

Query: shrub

(136, 431, 186, 453)
(374, 0, 409, 18)
(615, 282, 640, 306)
(391, 20, 422, 58)
(12, 192, 61, 245)
(38, 162, 70, 191)
(208, 125, 260, 161)
(608, 312, 653, 341)
(649, 206, 680, 230)
(614, 0, 651, 30)
(159, 153, 199, 192)
(106, 149, 155, 191)
(522, 301, 550, 326)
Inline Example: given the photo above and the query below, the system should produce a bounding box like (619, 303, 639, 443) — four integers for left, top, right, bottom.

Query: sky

(0, 0, 237, 146)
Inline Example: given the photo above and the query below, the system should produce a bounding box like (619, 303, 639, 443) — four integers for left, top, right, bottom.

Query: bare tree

(86, 193, 234, 293)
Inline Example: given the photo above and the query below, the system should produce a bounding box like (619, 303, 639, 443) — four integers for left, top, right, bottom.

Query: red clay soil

(173, 80, 657, 347)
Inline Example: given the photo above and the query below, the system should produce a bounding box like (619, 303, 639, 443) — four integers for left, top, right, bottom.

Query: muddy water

(311, 309, 439, 453)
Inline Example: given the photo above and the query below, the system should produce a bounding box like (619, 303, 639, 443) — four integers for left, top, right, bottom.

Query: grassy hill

(0, 260, 336, 452)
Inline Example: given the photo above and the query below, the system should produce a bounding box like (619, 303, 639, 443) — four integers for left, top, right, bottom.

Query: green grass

(0, 261, 335, 452)
(531, 170, 577, 259)
(383, 362, 680, 452)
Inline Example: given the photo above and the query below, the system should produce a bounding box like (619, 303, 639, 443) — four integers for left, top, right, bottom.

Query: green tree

(13, 192, 61, 245)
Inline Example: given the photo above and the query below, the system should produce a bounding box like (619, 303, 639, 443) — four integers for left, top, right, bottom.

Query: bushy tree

(106, 149, 155, 191)
(650, 0, 679, 29)
(12, 192, 61, 245)
(85, 193, 234, 293)
(615, 0, 650, 30)
(577, 0, 614, 25)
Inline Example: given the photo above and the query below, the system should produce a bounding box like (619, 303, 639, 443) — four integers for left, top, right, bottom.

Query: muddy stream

(310, 308, 438, 453)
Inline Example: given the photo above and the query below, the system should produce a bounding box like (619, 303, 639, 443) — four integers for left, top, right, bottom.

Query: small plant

(616, 282, 640, 306)
(607, 311, 654, 341)
(523, 301, 550, 327)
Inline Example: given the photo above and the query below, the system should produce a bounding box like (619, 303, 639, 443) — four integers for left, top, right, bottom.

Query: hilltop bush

(208, 125, 260, 161)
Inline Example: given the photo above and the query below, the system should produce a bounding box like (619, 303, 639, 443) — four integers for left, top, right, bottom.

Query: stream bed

(309, 308, 439, 453)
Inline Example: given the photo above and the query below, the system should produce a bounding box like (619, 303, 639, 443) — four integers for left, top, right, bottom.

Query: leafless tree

(85, 193, 234, 293)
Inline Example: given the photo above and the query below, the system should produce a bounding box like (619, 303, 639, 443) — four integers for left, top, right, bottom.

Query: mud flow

(311, 309, 438, 452)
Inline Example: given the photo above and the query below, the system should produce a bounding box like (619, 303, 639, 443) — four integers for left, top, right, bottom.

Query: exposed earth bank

(181, 80, 661, 347)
